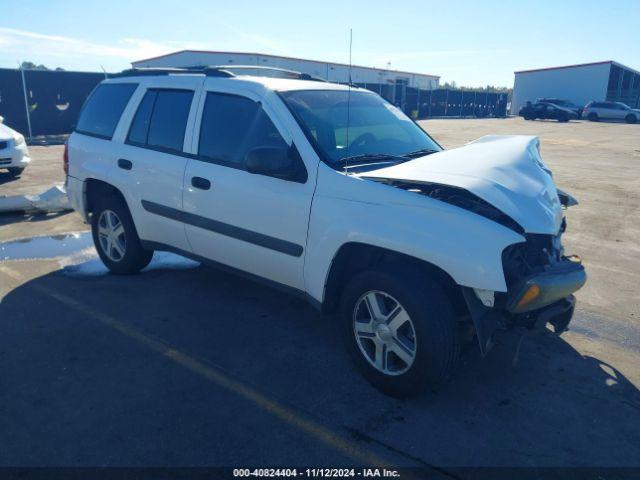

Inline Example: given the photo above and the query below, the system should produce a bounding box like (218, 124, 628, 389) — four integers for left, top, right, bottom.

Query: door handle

(118, 158, 133, 170)
(191, 176, 211, 190)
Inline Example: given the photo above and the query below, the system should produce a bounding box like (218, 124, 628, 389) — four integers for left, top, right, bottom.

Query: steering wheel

(350, 132, 377, 148)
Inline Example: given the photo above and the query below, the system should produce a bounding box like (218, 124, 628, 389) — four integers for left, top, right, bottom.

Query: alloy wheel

(97, 210, 127, 262)
(353, 290, 417, 375)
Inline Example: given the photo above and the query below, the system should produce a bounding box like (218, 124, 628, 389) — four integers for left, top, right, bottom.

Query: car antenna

(344, 28, 353, 176)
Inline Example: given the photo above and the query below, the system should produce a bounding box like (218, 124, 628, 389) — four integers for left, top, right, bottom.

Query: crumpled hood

(360, 135, 564, 235)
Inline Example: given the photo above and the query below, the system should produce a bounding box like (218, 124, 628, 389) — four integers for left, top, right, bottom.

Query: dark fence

(0, 68, 508, 138)
(355, 82, 508, 119)
(0, 68, 105, 137)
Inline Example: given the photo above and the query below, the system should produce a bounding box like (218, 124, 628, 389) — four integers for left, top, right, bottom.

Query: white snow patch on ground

(59, 249, 200, 277)
(0, 185, 71, 213)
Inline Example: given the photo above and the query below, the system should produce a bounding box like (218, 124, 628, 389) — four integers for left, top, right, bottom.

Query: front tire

(587, 112, 599, 122)
(6, 167, 25, 177)
(625, 114, 637, 124)
(91, 194, 153, 274)
(340, 263, 459, 397)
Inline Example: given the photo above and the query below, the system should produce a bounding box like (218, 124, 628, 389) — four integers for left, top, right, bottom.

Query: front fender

(304, 166, 524, 304)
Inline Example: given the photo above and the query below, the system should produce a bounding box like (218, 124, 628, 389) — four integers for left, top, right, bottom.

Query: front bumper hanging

(462, 256, 586, 356)
(506, 257, 586, 314)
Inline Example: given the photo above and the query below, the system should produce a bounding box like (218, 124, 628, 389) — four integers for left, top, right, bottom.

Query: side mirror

(0, 116, 4, 124)
(244, 145, 307, 183)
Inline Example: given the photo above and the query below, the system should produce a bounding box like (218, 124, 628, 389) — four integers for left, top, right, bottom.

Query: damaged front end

(465, 226, 586, 355)
(359, 135, 587, 355)
(371, 177, 586, 354)
(470, 217, 585, 354)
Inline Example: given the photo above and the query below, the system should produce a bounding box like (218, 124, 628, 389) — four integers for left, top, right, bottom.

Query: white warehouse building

(511, 60, 640, 114)
(132, 50, 440, 90)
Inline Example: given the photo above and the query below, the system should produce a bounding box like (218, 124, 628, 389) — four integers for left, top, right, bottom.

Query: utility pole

(18, 63, 33, 140)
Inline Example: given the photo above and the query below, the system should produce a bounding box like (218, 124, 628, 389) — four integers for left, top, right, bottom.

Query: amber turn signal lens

(516, 284, 541, 311)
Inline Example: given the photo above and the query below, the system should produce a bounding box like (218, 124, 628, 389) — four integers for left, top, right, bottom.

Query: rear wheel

(625, 114, 637, 124)
(587, 112, 599, 122)
(340, 263, 459, 397)
(91, 195, 153, 274)
(558, 113, 569, 122)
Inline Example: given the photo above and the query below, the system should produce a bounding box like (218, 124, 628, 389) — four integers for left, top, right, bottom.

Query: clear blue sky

(1, 0, 638, 87)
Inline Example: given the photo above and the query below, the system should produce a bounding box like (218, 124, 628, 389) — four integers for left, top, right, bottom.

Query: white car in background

(583, 101, 640, 123)
(0, 117, 31, 176)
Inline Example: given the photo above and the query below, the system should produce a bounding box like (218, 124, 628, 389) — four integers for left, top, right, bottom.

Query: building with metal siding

(131, 50, 440, 90)
(511, 61, 640, 114)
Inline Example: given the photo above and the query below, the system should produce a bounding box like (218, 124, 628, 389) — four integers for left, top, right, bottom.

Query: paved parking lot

(1, 118, 639, 470)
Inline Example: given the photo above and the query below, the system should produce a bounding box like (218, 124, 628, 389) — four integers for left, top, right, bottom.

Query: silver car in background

(583, 101, 640, 123)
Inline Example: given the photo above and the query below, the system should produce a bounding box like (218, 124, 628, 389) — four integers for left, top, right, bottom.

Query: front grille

(0, 159, 12, 165)
(0, 141, 8, 150)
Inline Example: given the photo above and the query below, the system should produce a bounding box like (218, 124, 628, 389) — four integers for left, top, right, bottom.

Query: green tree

(20, 61, 50, 70)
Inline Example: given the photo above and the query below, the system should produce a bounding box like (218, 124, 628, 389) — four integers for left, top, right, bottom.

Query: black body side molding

(141, 200, 303, 257)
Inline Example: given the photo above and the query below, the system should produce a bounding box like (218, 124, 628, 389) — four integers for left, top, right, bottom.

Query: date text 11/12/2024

(233, 468, 401, 477)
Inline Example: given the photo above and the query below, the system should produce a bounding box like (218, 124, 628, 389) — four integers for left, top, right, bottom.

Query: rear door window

(76, 83, 137, 139)
(127, 89, 194, 153)
(197, 92, 288, 168)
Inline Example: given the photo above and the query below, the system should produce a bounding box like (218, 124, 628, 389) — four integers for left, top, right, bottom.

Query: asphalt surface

(1, 118, 639, 470)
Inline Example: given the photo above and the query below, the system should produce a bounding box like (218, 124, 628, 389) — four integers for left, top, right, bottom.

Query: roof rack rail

(113, 67, 234, 78)
(209, 65, 327, 82)
(114, 65, 327, 82)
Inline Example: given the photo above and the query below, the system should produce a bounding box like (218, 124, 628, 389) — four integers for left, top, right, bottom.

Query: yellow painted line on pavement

(0, 263, 393, 468)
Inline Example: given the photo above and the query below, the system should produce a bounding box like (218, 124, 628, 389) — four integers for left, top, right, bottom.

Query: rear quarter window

(76, 83, 138, 139)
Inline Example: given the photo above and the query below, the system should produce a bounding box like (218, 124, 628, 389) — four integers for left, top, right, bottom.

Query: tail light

(63, 140, 69, 175)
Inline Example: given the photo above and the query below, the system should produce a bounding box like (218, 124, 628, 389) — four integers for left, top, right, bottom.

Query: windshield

(280, 89, 442, 168)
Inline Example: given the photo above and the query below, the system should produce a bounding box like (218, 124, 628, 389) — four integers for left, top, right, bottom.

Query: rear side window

(127, 89, 194, 153)
(198, 92, 287, 167)
(76, 83, 137, 139)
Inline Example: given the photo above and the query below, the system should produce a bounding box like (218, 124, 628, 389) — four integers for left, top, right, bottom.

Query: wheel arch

(84, 178, 128, 217)
(321, 242, 468, 319)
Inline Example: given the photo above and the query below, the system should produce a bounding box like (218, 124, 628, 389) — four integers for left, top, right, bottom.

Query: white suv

(66, 67, 586, 396)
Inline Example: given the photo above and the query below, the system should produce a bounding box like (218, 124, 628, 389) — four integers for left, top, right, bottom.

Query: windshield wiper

(341, 153, 408, 165)
(402, 148, 440, 158)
